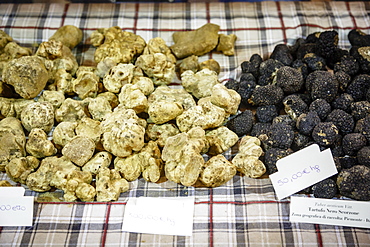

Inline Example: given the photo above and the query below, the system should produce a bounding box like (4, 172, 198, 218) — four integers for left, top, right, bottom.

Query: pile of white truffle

(0, 24, 265, 202)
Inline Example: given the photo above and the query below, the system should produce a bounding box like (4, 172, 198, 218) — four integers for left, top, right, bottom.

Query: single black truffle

(226, 110, 254, 137)
(272, 114, 296, 129)
(296, 111, 321, 136)
(309, 98, 332, 120)
(337, 165, 370, 201)
(275, 66, 304, 94)
(291, 132, 312, 151)
(346, 74, 370, 101)
(237, 73, 257, 105)
(325, 109, 355, 134)
(331, 93, 354, 113)
(350, 101, 370, 121)
(348, 29, 370, 47)
(317, 30, 339, 60)
(256, 105, 278, 123)
(306, 70, 339, 103)
(312, 178, 338, 199)
(241, 53, 263, 78)
(291, 59, 309, 80)
(224, 78, 239, 91)
(357, 146, 370, 168)
(342, 133, 367, 156)
(266, 122, 295, 149)
(269, 44, 294, 66)
(248, 84, 284, 106)
(312, 122, 340, 146)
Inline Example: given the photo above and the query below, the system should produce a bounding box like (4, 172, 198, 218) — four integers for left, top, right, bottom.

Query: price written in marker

(269, 144, 338, 200)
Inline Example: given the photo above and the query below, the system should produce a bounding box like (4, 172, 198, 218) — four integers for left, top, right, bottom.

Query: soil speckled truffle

(337, 165, 370, 201)
(312, 178, 338, 199)
(312, 122, 339, 146)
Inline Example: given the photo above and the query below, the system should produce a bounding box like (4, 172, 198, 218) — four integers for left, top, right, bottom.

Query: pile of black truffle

(225, 29, 370, 201)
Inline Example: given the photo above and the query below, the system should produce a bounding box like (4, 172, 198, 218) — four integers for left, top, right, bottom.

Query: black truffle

(342, 133, 367, 156)
(248, 84, 284, 106)
(337, 165, 370, 201)
(331, 93, 354, 113)
(250, 122, 271, 138)
(335, 71, 352, 92)
(226, 110, 254, 137)
(296, 111, 321, 136)
(334, 55, 359, 76)
(306, 70, 339, 103)
(302, 53, 327, 71)
(357, 146, 370, 168)
(256, 105, 278, 123)
(241, 53, 262, 78)
(269, 44, 294, 66)
(325, 109, 355, 134)
(312, 178, 338, 199)
(346, 74, 370, 101)
(275, 66, 304, 94)
(317, 30, 339, 60)
(309, 98, 332, 120)
(350, 101, 370, 121)
(348, 29, 370, 47)
(312, 122, 340, 146)
(266, 122, 295, 149)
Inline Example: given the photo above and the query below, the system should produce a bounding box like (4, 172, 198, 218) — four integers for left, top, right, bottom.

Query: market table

(1, 1, 370, 246)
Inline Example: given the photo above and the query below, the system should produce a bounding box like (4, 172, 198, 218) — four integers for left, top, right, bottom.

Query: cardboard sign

(122, 197, 195, 236)
(269, 144, 338, 200)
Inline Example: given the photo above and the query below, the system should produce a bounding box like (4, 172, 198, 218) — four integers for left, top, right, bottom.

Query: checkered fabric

(1, 1, 370, 246)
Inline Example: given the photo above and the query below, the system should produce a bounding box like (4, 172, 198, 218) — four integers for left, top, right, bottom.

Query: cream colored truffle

(118, 83, 148, 114)
(162, 127, 207, 186)
(100, 108, 145, 158)
(72, 66, 99, 99)
(148, 85, 196, 110)
(52, 121, 78, 147)
(87, 96, 112, 121)
(181, 68, 220, 99)
(216, 33, 237, 56)
(103, 63, 135, 93)
(21, 101, 55, 133)
(55, 98, 88, 123)
(135, 53, 176, 86)
(145, 123, 180, 147)
(38, 90, 66, 110)
(5, 156, 40, 184)
(2, 56, 49, 99)
(232, 136, 266, 178)
(92, 26, 146, 65)
(209, 83, 241, 115)
(114, 141, 162, 183)
(148, 100, 183, 125)
(26, 128, 57, 158)
(75, 117, 102, 145)
(205, 126, 239, 156)
(62, 136, 96, 167)
(199, 59, 220, 75)
(0, 41, 32, 75)
(0, 117, 26, 171)
(95, 167, 129, 202)
(49, 25, 83, 50)
(63, 170, 95, 202)
(199, 154, 236, 187)
(82, 151, 112, 175)
(131, 76, 154, 96)
(176, 100, 226, 133)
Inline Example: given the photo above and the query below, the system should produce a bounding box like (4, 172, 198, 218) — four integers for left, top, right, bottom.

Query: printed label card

(290, 196, 370, 228)
(269, 144, 338, 200)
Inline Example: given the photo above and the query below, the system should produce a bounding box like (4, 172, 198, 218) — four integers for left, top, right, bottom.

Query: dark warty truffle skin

(341, 133, 367, 156)
(325, 109, 355, 134)
(296, 111, 321, 136)
(275, 66, 304, 94)
(357, 146, 370, 168)
(226, 110, 254, 137)
(336, 165, 370, 201)
(248, 84, 284, 106)
(312, 178, 338, 199)
(306, 70, 339, 103)
(312, 122, 340, 146)
(309, 98, 332, 120)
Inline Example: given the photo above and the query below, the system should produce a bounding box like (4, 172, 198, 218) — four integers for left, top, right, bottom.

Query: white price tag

(122, 197, 195, 236)
(0, 196, 34, 226)
(0, 187, 25, 197)
(269, 144, 337, 200)
(290, 197, 370, 229)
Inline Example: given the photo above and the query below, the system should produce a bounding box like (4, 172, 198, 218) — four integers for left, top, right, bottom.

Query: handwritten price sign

(270, 144, 337, 200)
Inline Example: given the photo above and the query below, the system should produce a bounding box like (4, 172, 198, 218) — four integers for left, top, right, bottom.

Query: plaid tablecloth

(1, 1, 370, 246)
